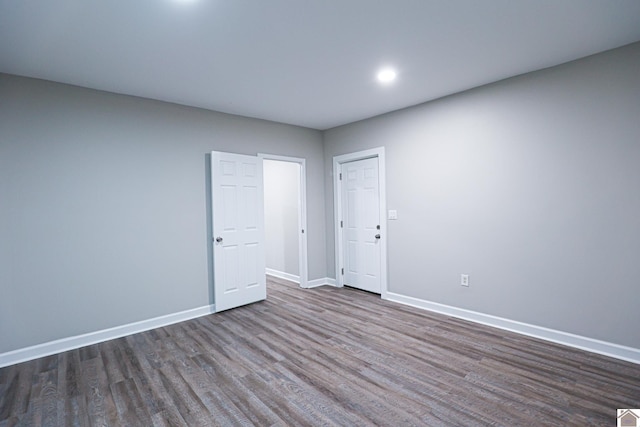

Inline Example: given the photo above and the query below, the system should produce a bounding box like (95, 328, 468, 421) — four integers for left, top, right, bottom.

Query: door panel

(341, 157, 381, 293)
(212, 151, 266, 312)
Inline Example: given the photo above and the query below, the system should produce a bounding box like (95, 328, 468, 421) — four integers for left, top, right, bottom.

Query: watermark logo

(618, 409, 640, 427)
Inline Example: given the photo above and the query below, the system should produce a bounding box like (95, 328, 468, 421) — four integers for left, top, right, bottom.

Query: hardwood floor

(1, 276, 639, 426)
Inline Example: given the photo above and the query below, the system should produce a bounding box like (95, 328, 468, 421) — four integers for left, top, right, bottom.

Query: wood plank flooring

(1, 276, 639, 426)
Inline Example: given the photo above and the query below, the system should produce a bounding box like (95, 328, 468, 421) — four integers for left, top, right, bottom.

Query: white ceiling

(2, 1, 640, 130)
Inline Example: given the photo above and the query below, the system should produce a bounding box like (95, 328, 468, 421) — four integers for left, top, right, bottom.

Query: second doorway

(262, 155, 308, 288)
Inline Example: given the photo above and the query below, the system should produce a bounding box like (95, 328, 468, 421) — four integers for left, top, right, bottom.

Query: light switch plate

(388, 210, 398, 220)
(461, 274, 469, 287)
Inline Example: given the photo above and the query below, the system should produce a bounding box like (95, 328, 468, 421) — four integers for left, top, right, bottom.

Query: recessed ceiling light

(377, 68, 397, 84)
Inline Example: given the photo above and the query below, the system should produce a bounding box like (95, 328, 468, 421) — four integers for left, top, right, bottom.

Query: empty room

(1, 1, 640, 426)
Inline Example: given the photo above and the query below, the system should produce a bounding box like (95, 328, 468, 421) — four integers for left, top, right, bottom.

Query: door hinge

(340, 220, 343, 228)
(341, 268, 344, 275)
(339, 173, 342, 180)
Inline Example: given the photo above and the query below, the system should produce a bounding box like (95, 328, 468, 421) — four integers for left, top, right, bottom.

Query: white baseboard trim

(385, 292, 640, 365)
(306, 277, 337, 288)
(266, 268, 300, 283)
(265, 270, 337, 289)
(0, 304, 216, 368)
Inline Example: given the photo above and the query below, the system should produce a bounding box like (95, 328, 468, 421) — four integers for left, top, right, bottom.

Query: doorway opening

(333, 147, 387, 298)
(260, 154, 308, 288)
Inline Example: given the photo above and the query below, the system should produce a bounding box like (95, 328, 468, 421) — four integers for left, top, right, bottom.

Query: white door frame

(259, 153, 309, 288)
(333, 147, 388, 298)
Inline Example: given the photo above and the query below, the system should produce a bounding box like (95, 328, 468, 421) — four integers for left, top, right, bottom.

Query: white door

(211, 151, 266, 312)
(341, 157, 381, 293)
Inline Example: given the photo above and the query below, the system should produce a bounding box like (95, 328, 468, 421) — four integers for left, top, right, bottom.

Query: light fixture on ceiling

(377, 68, 397, 84)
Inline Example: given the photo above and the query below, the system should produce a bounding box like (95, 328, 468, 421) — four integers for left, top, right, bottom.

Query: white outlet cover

(388, 210, 398, 220)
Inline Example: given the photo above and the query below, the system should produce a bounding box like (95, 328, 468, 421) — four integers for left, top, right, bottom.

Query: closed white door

(341, 157, 381, 293)
(211, 151, 266, 312)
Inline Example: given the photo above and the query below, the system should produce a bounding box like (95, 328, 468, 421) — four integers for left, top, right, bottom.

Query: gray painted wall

(264, 159, 300, 276)
(0, 74, 326, 353)
(3, 42, 639, 356)
(323, 42, 640, 348)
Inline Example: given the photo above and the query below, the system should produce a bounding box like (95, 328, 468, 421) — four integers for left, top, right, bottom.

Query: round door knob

(215, 237, 223, 243)
(375, 234, 381, 239)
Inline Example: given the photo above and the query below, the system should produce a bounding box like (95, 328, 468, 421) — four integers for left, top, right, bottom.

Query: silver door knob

(215, 237, 223, 243)
(375, 234, 381, 239)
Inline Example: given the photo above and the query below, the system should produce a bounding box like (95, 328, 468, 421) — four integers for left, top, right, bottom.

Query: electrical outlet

(461, 274, 469, 287)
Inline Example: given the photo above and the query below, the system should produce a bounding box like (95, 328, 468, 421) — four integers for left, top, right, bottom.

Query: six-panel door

(211, 151, 266, 312)
(342, 157, 381, 293)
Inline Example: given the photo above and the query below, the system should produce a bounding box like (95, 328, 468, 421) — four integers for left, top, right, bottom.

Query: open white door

(211, 151, 266, 312)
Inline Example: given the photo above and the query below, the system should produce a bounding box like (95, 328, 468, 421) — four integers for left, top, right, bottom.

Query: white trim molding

(0, 304, 216, 368)
(265, 270, 336, 289)
(266, 268, 300, 284)
(306, 277, 338, 288)
(385, 292, 640, 365)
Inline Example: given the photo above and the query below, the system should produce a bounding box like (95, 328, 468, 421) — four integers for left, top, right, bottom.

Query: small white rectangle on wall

(388, 210, 398, 220)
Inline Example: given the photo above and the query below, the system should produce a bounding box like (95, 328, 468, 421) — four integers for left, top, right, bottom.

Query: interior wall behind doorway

(264, 160, 300, 278)
(0, 74, 326, 356)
